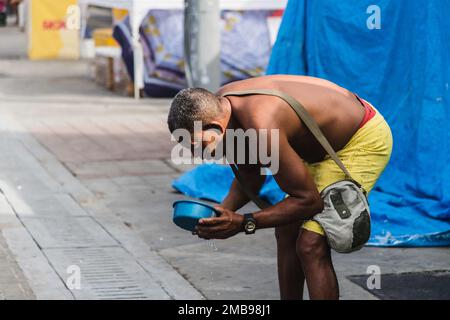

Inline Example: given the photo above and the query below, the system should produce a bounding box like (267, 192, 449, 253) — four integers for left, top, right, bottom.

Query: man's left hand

(195, 206, 244, 239)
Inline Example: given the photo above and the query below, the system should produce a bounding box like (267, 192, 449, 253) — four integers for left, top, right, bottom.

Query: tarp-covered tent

(113, 10, 275, 97)
(79, 0, 287, 98)
(172, 0, 450, 246)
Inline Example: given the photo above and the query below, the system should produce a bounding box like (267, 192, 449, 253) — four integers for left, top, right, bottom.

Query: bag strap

(222, 89, 364, 209)
(222, 89, 355, 180)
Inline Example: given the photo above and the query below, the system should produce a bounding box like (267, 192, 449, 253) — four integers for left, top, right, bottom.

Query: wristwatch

(242, 213, 257, 234)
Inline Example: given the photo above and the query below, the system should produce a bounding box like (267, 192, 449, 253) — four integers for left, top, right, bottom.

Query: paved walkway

(0, 25, 449, 300)
(0, 26, 202, 300)
(0, 229, 34, 300)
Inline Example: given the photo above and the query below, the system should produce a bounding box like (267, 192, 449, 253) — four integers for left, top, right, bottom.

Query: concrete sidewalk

(0, 25, 449, 300)
(0, 107, 203, 300)
(0, 26, 202, 300)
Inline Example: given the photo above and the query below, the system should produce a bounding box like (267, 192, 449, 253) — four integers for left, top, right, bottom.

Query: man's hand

(195, 206, 244, 240)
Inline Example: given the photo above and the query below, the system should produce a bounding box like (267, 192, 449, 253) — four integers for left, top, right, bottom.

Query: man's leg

(296, 229, 339, 300)
(275, 222, 304, 300)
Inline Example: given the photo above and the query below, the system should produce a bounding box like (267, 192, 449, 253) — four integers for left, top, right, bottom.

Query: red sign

(42, 19, 66, 30)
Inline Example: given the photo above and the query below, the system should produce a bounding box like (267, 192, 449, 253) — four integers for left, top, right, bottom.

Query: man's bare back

(217, 75, 365, 163)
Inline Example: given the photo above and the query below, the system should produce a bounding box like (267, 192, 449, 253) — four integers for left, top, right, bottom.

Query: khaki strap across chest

(222, 89, 355, 180)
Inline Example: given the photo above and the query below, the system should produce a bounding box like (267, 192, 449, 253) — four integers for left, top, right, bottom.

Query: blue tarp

(172, 0, 450, 246)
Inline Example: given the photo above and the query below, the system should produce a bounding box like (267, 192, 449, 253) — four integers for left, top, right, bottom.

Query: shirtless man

(167, 75, 393, 300)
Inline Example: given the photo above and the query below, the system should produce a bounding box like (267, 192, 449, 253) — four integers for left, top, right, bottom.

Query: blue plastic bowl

(172, 200, 218, 232)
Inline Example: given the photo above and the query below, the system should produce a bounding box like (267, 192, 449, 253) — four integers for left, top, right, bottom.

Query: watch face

(245, 221, 256, 233)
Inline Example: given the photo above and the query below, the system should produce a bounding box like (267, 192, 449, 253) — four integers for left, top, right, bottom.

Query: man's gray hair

(167, 88, 222, 133)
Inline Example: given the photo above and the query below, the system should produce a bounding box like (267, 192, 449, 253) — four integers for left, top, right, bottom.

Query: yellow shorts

(300, 107, 393, 236)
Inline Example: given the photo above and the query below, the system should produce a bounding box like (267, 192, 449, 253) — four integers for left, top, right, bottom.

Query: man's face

(191, 128, 224, 159)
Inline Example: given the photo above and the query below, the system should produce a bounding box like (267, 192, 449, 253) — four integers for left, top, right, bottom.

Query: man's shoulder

(237, 99, 287, 133)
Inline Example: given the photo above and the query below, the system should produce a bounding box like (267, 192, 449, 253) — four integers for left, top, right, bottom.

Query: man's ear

(203, 121, 224, 135)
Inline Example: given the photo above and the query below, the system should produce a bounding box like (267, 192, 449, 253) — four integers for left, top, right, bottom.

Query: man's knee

(296, 230, 328, 261)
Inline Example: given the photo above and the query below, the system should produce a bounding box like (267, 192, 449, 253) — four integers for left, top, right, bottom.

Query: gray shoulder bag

(222, 89, 371, 253)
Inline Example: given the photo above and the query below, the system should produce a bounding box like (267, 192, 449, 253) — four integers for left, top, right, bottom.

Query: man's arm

(251, 135, 323, 229)
(221, 164, 266, 211)
(196, 133, 324, 239)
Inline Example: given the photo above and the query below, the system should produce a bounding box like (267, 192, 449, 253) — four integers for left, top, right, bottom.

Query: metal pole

(130, 4, 144, 100)
(184, 0, 221, 92)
